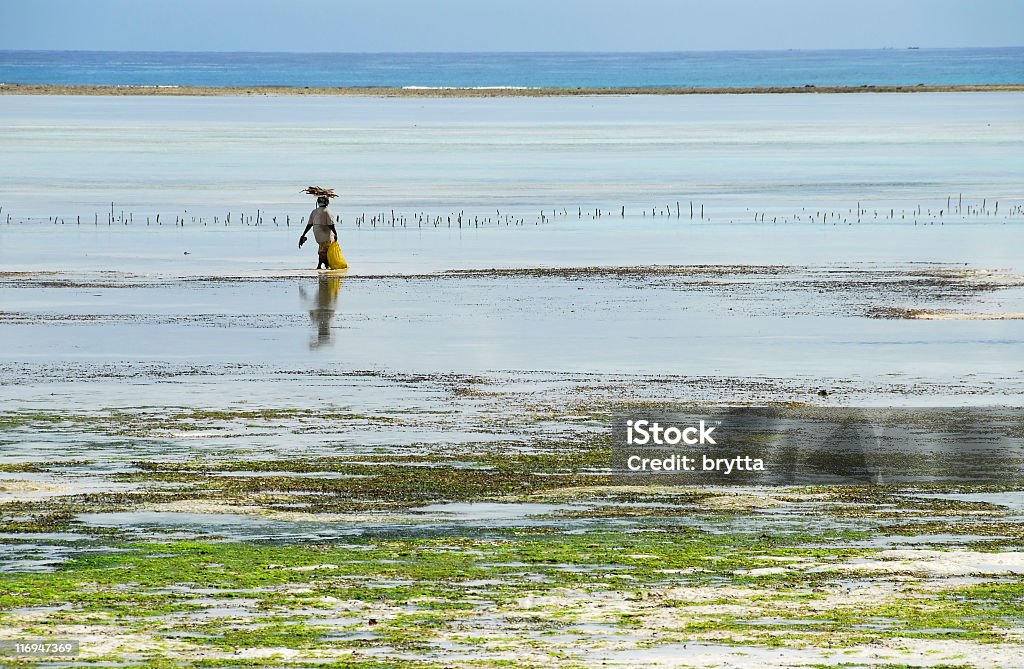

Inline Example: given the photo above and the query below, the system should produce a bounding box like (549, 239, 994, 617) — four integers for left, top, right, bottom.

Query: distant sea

(1, 48, 1021, 88)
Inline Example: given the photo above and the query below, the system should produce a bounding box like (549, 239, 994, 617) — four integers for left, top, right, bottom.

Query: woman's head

(316, 196, 329, 208)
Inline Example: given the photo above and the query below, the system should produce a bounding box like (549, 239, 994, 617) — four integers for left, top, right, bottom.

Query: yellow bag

(327, 240, 348, 269)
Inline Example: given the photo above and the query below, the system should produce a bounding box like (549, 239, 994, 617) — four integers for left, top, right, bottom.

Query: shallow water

(2, 93, 1021, 401)
(1, 92, 1021, 217)
(2, 255, 1023, 397)
(75, 503, 608, 542)
(913, 491, 1024, 518)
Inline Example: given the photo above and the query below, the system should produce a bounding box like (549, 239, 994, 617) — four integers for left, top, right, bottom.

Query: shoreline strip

(2, 83, 1023, 97)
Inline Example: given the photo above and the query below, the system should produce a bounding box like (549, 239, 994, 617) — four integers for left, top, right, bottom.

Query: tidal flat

(2, 394, 1024, 668)
(2, 259, 1024, 667)
(2, 92, 1024, 666)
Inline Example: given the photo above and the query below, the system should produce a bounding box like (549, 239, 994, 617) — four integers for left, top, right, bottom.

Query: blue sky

(1, 0, 1021, 52)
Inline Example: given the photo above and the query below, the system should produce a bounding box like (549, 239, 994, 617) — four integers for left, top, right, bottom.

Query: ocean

(1, 48, 1022, 88)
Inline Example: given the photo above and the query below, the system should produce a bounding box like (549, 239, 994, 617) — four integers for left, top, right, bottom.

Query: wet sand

(871, 307, 1024, 320)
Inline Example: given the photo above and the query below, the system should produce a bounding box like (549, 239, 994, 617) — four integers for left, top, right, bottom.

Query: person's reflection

(299, 274, 343, 349)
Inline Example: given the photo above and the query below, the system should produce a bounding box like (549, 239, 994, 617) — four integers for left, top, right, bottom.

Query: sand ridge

(3, 82, 1024, 97)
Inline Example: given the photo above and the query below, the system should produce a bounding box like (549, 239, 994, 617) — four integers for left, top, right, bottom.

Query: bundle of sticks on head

(302, 186, 337, 198)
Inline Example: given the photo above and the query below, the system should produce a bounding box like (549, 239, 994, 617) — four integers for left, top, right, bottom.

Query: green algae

(0, 463, 47, 473)
(0, 531, 862, 611)
(110, 435, 613, 509)
(0, 490, 202, 534)
(3, 402, 1024, 666)
(883, 520, 1024, 539)
(0, 407, 403, 438)
(0, 510, 80, 533)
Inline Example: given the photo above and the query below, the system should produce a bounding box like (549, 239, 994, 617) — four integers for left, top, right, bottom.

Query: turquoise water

(1, 48, 1022, 88)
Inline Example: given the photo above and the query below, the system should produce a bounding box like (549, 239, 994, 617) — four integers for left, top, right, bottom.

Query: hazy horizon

(2, 46, 1022, 55)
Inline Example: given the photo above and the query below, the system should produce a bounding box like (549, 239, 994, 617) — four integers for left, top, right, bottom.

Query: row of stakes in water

(3, 196, 1023, 228)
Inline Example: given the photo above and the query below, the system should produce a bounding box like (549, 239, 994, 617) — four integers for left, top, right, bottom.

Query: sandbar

(2, 82, 1023, 97)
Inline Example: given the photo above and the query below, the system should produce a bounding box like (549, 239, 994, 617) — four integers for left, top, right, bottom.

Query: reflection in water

(299, 274, 343, 349)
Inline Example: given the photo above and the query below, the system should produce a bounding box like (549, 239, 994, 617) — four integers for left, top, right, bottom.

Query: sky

(0, 0, 1021, 52)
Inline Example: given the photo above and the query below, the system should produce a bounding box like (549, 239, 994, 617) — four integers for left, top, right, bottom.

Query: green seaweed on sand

(0, 407, 402, 437)
(2, 525, 1023, 664)
(0, 530, 873, 610)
